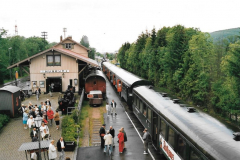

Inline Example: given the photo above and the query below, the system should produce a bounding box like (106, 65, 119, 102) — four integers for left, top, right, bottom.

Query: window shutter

(71, 43, 74, 49)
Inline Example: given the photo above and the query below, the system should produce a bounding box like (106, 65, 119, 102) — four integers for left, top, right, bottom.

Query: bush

(0, 114, 10, 130)
(61, 115, 79, 144)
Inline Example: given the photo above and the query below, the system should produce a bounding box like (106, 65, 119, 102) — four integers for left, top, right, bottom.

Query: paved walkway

(0, 92, 74, 160)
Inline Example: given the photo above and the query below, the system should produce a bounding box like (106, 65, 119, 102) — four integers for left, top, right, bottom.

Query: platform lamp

(34, 115, 42, 160)
(74, 78, 77, 86)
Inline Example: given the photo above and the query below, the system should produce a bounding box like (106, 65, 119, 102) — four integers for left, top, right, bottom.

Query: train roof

(133, 86, 240, 160)
(103, 62, 152, 88)
(85, 70, 106, 81)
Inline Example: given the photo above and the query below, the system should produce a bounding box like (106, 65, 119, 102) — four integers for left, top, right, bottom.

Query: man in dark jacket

(45, 99, 51, 107)
(121, 127, 127, 149)
(57, 137, 66, 160)
(110, 100, 117, 115)
(30, 127, 38, 140)
(99, 124, 106, 148)
(109, 126, 115, 147)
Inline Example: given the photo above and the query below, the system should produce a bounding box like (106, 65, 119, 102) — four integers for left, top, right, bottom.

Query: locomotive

(58, 85, 75, 114)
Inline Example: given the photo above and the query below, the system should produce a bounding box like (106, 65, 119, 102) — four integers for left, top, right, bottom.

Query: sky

(1, 0, 240, 53)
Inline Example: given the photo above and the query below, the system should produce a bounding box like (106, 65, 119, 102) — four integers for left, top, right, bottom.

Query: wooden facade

(8, 36, 99, 93)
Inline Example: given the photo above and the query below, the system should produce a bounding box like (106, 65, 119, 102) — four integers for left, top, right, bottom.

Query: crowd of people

(99, 124, 128, 156)
(20, 99, 70, 160)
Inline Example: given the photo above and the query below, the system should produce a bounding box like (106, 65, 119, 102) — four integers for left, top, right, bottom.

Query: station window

(136, 97, 140, 110)
(147, 108, 151, 122)
(177, 136, 186, 159)
(65, 43, 72, 49)
(168, 127, 175, 148)
(160, 120, 167, 139)
(190, 148, 204, 160)
(47, 55, 61, 66)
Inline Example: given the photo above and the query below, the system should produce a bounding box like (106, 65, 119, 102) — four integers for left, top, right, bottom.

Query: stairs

(91, 119, 102, 146)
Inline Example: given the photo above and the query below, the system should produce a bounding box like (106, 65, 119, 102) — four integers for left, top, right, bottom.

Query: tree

(80, 35, 90, 48)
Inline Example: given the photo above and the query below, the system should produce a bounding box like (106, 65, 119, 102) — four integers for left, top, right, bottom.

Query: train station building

(8, 36, 98, 93)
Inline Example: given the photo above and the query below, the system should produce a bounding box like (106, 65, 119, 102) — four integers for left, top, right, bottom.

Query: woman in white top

(49, 140, 57, 160)
(27, 115, 35, 134)
(104, 130, 113, 155)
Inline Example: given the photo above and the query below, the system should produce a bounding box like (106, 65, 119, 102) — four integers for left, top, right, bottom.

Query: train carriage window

(143, 104, 147, 117)
(147, 108, 151, 121)
(140, 101, 143, 113)
(168, 127, 175, 148)
(133, 95, 136, 106)
(137, 98, 140, 110)
(177, 136, 186, 159)
(190, 148, 204, 160)
(160, 120, 167, 139)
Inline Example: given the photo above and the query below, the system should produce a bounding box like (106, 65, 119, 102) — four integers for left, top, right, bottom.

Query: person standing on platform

(111, 100, 117, 115)
(104, 130, 113, 155)
(118, 129, 124, 153)
(27, 115, 35, 134)
(99, 124, 106, 148)
(38, 102, 43, 111)
(23, 109, 28, 129)
(49, 84, 53, 97)
(47, 107, 54, 126)
(54, 110, 60, 130)
(49, 140, 57, 160)
(35, 87, 41, 100)
(121, 127, 127, 150)
(45, 99, 51, 107)
(30, 127, 38, 140)
(57, 137, 66, 160)
(142, 128, 151, 154)
(109, 126, 115, 147)
(106, 102, 111, 116)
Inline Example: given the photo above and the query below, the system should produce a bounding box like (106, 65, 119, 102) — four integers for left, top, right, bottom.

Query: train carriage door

(113, 74, 116, 85)
(117, 80, 122, 92)
(152, 112, 159, 149)
(107, 70, 110, 80)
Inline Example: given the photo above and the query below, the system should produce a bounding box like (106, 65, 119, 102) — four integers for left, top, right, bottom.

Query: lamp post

(8, 47, 12, 80)
(34, 115, 42, 160)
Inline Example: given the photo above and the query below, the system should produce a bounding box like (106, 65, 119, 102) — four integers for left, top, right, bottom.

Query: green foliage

(80, 35, 90, 48)
(0, 114, 10, 130)
(210, 28, 240, 42)
(61, 115, 79, 143)
(117, 25, 240, 121)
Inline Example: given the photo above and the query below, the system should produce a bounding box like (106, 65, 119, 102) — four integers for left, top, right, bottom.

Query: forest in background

(117, 25, 240, 124)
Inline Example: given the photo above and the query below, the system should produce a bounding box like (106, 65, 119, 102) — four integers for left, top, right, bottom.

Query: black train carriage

(132, 86, 240, 160)
(58, 85, 75, 114)
(102, 61, 152, 110)
(85, 69, 106, 106)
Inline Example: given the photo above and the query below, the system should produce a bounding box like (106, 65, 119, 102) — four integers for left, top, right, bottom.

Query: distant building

(8, 36, 98, 93)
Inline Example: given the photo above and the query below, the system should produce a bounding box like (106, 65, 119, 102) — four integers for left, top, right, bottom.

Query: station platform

(77, 74, 165, 160)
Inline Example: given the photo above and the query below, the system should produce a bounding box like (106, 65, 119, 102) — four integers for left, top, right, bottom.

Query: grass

(78, 100, 107, 147)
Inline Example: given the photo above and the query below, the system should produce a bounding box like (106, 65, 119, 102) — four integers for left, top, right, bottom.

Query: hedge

(0, 114, 10, 130)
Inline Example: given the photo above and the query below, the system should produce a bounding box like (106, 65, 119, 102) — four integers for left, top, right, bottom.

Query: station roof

(0, 85, 21, 93)
(7, 47, 98, 69)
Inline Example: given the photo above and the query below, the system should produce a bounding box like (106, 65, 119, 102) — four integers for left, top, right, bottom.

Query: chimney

(60, 35, 62, 42)
(68, 36, 72, 39)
